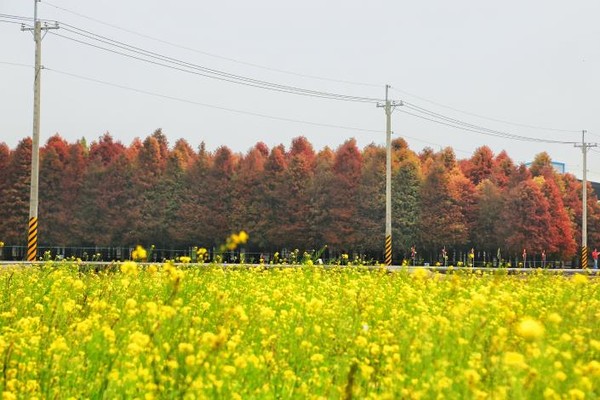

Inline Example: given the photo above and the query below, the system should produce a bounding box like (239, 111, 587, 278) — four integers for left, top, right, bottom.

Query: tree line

(0, 129, 598, 262)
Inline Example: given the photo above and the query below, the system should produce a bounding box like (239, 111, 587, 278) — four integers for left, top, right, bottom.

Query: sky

(1, 0, 600, 181)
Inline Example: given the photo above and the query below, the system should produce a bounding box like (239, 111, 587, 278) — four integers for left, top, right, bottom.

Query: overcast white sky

(1, 0, 599, 180)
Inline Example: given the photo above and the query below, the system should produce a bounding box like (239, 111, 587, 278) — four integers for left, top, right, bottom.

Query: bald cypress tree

(419, 158, 467, 252)
(326, 139, 362, 250)
(501, 179, 556, 255)
(0, 138, 32, 245)
(39, 135, 70, 245)
(357, 144, 385, 254)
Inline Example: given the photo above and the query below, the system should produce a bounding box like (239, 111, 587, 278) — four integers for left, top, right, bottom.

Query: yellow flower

(412, 268, 430, 280)
(360, 364, 374, 379)
(2, 391, 16, 400)
(49, 336, 69, 353)
(547, 312, 562, 324)
(585, 360, 600, 377)
(543, 388, 560, 400)
(568, 389, 585, 400)
(554, 371, 567, 381)
(516, 318, 545, 340)
(238, 230, 249, 244)
(179, 256, 191, 263)
(178, 342, 194, 353)
(503, 351, 527, 369)
(463, 369, 481, 386)
(0, 241, 4, 248)
(120, 261, 139, 276)
(132, 245, 147, 261)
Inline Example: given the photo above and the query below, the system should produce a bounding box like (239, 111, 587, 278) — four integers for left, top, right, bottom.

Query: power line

(390, 87, 579, 133)
(398, 108, 577, 145)
(44, 67, 382, 134)
(42, 1, 382, 89)
(0, 18, 31, 27)
(588, 132, 600, 141)
(400, 102, 578, 145)
(0, 13, 33, 22)
(0, 61, 32, 68)
(46, 25, 382, 104)
(3, 13, 587, 150)
(40, 67, 454, 151)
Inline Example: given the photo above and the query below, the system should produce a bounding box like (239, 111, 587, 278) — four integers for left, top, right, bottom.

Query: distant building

(524, 161, 565, 174)
(525, 160, 599, 199)
(590, 181, 600, 198)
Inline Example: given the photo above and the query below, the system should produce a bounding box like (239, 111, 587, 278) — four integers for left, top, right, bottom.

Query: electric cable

(45, 67, 382, 134)
(42, 1, 383, 89)
(390, 87, 579, 133)
(398, 108, 577, 145)
(54, 24, 381, 103)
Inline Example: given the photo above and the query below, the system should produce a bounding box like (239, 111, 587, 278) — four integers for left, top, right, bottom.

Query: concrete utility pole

(377, 85, 402, 266)
(574, 130, 597, 269)
(21, 0, 58, 261)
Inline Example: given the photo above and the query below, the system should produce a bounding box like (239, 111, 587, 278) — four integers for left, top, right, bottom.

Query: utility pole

(574, 130, 597, 269)
(377, 85, 402, 266)
(21, 0, 58, 261)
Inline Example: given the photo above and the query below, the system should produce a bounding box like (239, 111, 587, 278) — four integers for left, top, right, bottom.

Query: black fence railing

(0, 245, 580, 267)
(0, 245, 263, 263)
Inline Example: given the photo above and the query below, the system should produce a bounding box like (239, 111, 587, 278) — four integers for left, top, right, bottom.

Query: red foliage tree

(500, 179, 556, 256)
(448, 171, 477, 241)
(230, 143, 269, 249)
(325, 139, 363, 250)
(539, 172, 577, 258)
(200, 146, 236, 247)
(173, 142, 212, 247)
(461, 146, 495, 185)
(172, 138, 197, 169)
(306, 147, 336, 249)
(357, 144, 385, 253)
(73, 134, 133, 245)
(492, 150, 516, 188)
(529, 152, 553, 176)
(88, 132, 126, 167)
(256, 145, 289, 250)
(0, 142, 10, 211)
(471, 179, 504, 251)
(419, 158, 468, 252)
(0, 138, 32, 245)
(132, 134, 170, 245)
(39, 135, 71, 245)
(279, 137, 316, 250)
(392, 152, 422, 254)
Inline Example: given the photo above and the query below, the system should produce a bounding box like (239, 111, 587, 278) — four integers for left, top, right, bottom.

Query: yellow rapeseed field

(0, 264, 599, 399)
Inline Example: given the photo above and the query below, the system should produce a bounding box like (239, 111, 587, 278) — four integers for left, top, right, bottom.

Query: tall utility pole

(21, 0, 58, 261)
(574, 130, 597, 269)
(377, 85, 402, 266)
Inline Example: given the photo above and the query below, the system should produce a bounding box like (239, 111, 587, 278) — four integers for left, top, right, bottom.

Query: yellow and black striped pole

(575, 130, 597, 269)
(27, 217, 38, 261)
(23, 0, 57, 262)
(385, 235, 392, 266)
(378, 85, 395, 266)
(582, 246, 588, 269)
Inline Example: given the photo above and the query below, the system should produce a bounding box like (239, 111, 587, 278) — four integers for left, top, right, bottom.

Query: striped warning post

(385, 235, 392, 266)
(582, 246, 588, 269)
(27, 217, 38, 261)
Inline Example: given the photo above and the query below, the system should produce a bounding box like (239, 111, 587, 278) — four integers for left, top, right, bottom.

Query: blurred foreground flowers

(0, 265, 598, 398)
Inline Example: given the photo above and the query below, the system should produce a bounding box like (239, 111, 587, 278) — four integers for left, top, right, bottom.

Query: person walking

(592, 248, 599, 270)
